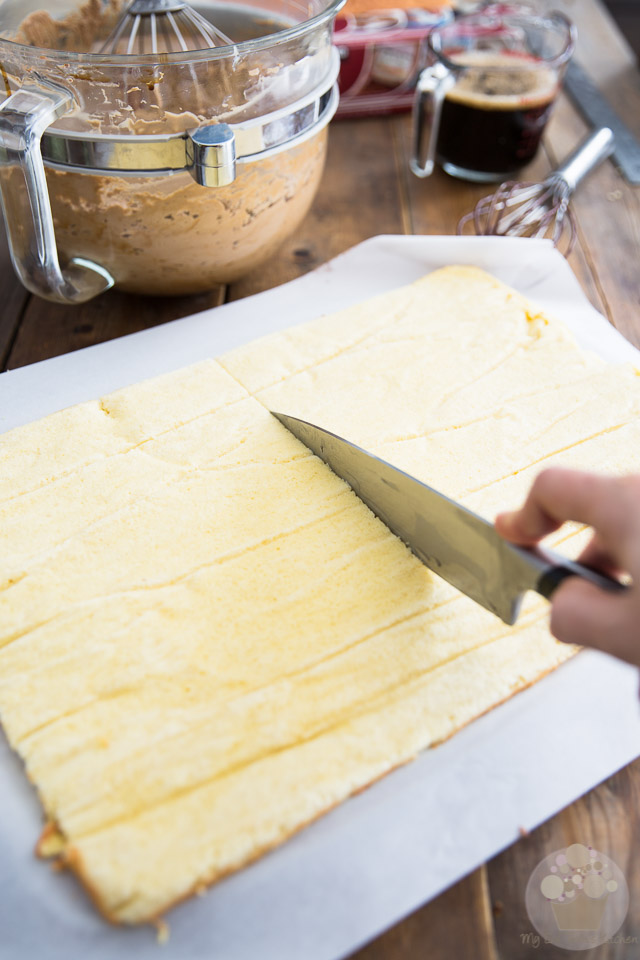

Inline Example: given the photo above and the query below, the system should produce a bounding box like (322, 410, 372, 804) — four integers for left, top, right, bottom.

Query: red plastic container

(334, 5, 453, 117)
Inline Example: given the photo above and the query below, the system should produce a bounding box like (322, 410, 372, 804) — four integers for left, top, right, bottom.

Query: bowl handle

(0, 82, 114, 304)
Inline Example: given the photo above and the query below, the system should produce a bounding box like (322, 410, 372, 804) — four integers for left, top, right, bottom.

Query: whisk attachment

(457, 127, 615, 257)
(100, 0, 233, 55)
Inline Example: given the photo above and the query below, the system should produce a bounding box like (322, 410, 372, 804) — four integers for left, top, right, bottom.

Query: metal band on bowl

(41, 51, 340, 185)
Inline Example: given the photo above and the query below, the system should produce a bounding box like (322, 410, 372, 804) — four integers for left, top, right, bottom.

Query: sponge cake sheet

(1, 267, 638, 923)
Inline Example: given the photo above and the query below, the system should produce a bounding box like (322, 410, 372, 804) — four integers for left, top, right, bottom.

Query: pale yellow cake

(1, 266, 639, 924)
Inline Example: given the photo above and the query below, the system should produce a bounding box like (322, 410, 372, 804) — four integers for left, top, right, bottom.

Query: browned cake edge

(34, 650, 576, 926)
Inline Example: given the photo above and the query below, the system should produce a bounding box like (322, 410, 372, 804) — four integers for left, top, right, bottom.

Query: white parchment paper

(1, 236, 639, 960)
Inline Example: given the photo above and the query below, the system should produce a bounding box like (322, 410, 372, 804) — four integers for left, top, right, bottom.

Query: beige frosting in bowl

(15, 0, 124, 52)
(46, 129, 327, 295)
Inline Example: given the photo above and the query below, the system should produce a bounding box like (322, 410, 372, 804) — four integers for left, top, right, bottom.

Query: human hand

(495, 468, 640, 666)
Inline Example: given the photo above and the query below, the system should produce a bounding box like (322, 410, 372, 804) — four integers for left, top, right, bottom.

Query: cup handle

(410, 63, 455, 179)
(0, 81, 114, 304)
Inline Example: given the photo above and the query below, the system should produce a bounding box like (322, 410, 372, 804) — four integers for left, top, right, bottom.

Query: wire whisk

(100, 0, 233, 55)
(457, 127, 615, 256)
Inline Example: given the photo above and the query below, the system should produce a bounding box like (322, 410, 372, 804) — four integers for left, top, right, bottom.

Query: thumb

(550, 577, 637, 665)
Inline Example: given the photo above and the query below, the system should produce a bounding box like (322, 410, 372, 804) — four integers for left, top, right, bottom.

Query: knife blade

(273, 412, 626, 625)
(564, 60, 640, 185)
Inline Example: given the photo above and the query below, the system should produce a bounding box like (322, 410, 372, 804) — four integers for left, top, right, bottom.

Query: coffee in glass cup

(411, 11, 575, 182)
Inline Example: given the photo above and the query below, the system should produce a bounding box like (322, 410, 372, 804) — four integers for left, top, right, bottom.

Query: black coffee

(436, 54, 557, 177)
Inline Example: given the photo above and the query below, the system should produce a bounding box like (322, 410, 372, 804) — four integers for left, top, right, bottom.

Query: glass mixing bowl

(0, 0, 343, 301)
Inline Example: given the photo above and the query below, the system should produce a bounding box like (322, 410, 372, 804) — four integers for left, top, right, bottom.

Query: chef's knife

(564, 60, 640, 185)
(273, 413, 626, 625)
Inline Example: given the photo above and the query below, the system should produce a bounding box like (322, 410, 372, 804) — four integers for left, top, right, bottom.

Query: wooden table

(1, 1, 638, 956)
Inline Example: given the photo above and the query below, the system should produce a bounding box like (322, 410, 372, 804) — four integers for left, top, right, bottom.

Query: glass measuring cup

(411, 9, 575, 182)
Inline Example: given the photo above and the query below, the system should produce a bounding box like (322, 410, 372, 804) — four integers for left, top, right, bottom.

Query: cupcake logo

(525, 842, 629, 949)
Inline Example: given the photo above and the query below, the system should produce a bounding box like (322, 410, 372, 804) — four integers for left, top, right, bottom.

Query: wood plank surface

(550, 0, 640, 346)
(226, 117, 408, 301)
(4, 280, 225, 371)
(0, 1, 638, 958)
(488, 760, 640, 960)
(350, 867, 499, 960)
(0, 221, 29, 369)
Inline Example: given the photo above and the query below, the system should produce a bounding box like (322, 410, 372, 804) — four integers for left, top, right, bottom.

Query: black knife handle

(537, 559, 628, 601)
